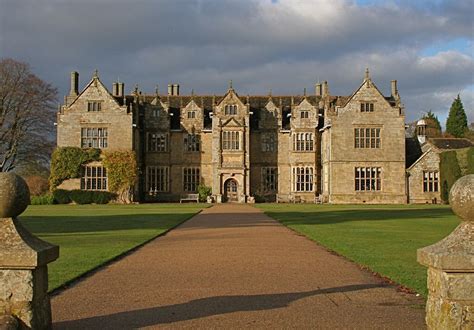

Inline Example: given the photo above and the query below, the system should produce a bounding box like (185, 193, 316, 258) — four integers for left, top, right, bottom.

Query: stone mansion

(57, 69, 468, 203)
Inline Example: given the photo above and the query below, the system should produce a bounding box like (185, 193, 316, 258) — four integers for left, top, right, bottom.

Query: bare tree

(0, 58, 57, 172)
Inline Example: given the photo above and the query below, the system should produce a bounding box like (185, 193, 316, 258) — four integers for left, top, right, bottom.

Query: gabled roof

(428, 138, 473, 150)
(68, 73, 122, 109)
(339, 71, 395, 109)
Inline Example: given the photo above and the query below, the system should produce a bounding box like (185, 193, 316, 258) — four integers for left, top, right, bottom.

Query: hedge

(49, 147, 101, 189)
(30, 194, 55, 205)
(439, 151, 462, 203)
(52, 189, 115, 205)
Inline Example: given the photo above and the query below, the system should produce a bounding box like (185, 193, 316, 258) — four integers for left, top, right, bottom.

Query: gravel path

(52, 204, 426, 329)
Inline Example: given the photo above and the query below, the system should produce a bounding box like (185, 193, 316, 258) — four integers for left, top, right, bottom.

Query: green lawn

(255, 204, 460, 296)
(20, 204, 206, 292)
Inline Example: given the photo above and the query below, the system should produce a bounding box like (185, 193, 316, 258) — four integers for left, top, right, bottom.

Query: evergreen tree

(446, 95, 468, 138)
(423, 110, 442, 137)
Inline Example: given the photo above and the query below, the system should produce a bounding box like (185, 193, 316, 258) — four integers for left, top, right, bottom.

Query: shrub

(197, 185, 212, 202)
(439, 151, 462, 203)
(24, 175, 49, 196)
(467, 147, 474, 175)
(49, 147, 101, 189)
(102, 151, 137, 203)
(31, 193, 55, 205)
(69, 190, 94, 205)
(53, 189, 71, 204)
(92, 191, 116, 204)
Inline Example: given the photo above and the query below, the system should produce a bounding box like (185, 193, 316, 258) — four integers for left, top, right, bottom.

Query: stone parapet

(0, 173, 59, 329)
(418, 174, 473, 329)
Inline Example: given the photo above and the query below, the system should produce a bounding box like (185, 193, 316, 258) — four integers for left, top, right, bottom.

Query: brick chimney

(70, 71, 79, 96)
(391, 80, 398, 97)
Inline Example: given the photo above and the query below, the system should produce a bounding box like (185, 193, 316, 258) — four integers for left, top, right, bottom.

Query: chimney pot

(70, 71, 79, 96)
(168, 84, 173, 95)
(391, 80, 398, 96)
(322, 81, 329, 97)
(118, 83, 124, 97)
(112, 82, 118, 96)
(174, 84, 180, 96)
(315, 83, 322, 96)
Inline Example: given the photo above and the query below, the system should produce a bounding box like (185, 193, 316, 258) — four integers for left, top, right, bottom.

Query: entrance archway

(224, 179, 238, 202)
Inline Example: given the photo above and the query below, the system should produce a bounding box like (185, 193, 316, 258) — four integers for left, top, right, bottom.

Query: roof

(428, 138, 473, 150)
(405, 137, 422, 168)
(138, 94, 326, 110)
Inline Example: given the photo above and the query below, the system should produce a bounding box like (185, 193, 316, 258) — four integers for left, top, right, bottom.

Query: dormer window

(87, 101, 102, 112)
(360, 102, 374, 112)
(224, 104, 237, 115)
(187, 111, 196, 119)
(300, 111, 309, 119)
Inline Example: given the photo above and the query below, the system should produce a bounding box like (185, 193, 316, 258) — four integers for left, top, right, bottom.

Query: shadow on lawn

(265, 207, 455, 225)
(54, 283, 384, 329)
(19, 213, 198, 234)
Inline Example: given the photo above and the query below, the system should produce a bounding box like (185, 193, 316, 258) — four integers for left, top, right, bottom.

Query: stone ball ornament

(449, 174, 473, 222)
(0, 172, 31, 218)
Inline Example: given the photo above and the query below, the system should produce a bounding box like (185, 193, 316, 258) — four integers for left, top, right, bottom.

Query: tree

(0, 58, 57, 172)
(420, 110, 442, 138)
(445, 95, 468, 138)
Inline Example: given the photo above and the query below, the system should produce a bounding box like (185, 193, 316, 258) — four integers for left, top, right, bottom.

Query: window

(81, 127, 108, 148)
(183, 167, 200, 192)
(262, 167, 278, 192)
(300, 111, 309, 119)
(292, 167, 313, 192)
(293, 133, 313, 151)
(423, 171, 439, 192)
(184, 134, 200, 152)
(187, 111, 196, 119)
(354, 128, 381, 148)
(81, 165, 107, 190)
(147, 133, 167, 152)
(360, 102, 374, 112)
(261, 133, 276, 152)
(146, 166, 169, 193)
(355, 167, 381, 191)
(222, 131, 240, 150)
(224, 104, 237, 115)
(87, 101, 102, 112)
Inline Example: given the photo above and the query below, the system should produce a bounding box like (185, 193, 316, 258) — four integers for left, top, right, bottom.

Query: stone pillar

(0, 173, 59, 329)
(417, 174, 473, 329)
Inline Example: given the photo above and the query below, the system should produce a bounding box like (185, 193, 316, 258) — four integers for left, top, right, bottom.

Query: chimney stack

(322, 81, 329, 97)
(118, 83, 124, 97)
(168, 83, 180, 96)
(315, 83, 322, 96)
(70, 71, 79, 96)
(391, 80, 398, 97)
(112, 82, 118, 96)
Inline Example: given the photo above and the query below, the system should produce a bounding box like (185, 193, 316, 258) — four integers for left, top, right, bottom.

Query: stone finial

(0, 172, 30, 218)
(449, 174, 473, 222)
(418, 174, 473, 329)
(229, 80, 233, 90)
(365, 67, 370, 80)
(0, 172, 59, 328)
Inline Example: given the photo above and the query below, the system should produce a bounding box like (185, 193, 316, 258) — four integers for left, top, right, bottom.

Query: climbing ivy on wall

(102, 150, 137, 203)
(49, 147, 101, 189)
(439, 151, 462, 203)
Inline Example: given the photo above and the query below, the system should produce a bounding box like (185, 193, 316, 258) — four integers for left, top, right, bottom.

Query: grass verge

(20, 203, 207, 292)
(255, 204, 459, 296)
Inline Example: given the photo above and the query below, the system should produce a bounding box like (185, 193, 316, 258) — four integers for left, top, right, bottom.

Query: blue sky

(0, 0, 472, 125)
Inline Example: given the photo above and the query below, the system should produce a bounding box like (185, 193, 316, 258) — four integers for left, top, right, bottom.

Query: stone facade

(407, 149, 441, 204)
(57, 70, 415, 203)
(321, 71, 406, 204)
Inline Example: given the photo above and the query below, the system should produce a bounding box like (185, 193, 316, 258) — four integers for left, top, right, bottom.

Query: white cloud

(0, 0, 472, 124)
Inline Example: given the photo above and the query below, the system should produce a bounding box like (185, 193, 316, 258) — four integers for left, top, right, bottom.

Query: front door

(224, 179, 238, 202)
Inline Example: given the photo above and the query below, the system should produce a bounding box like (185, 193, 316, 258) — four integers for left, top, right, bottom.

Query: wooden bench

(180, 193, 199, 203)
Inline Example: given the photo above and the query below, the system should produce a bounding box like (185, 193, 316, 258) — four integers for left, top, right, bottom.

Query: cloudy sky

(1, 0, 473, 125)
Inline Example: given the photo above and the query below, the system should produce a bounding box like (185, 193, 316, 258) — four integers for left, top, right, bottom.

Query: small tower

(416, 119, 427, 144)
